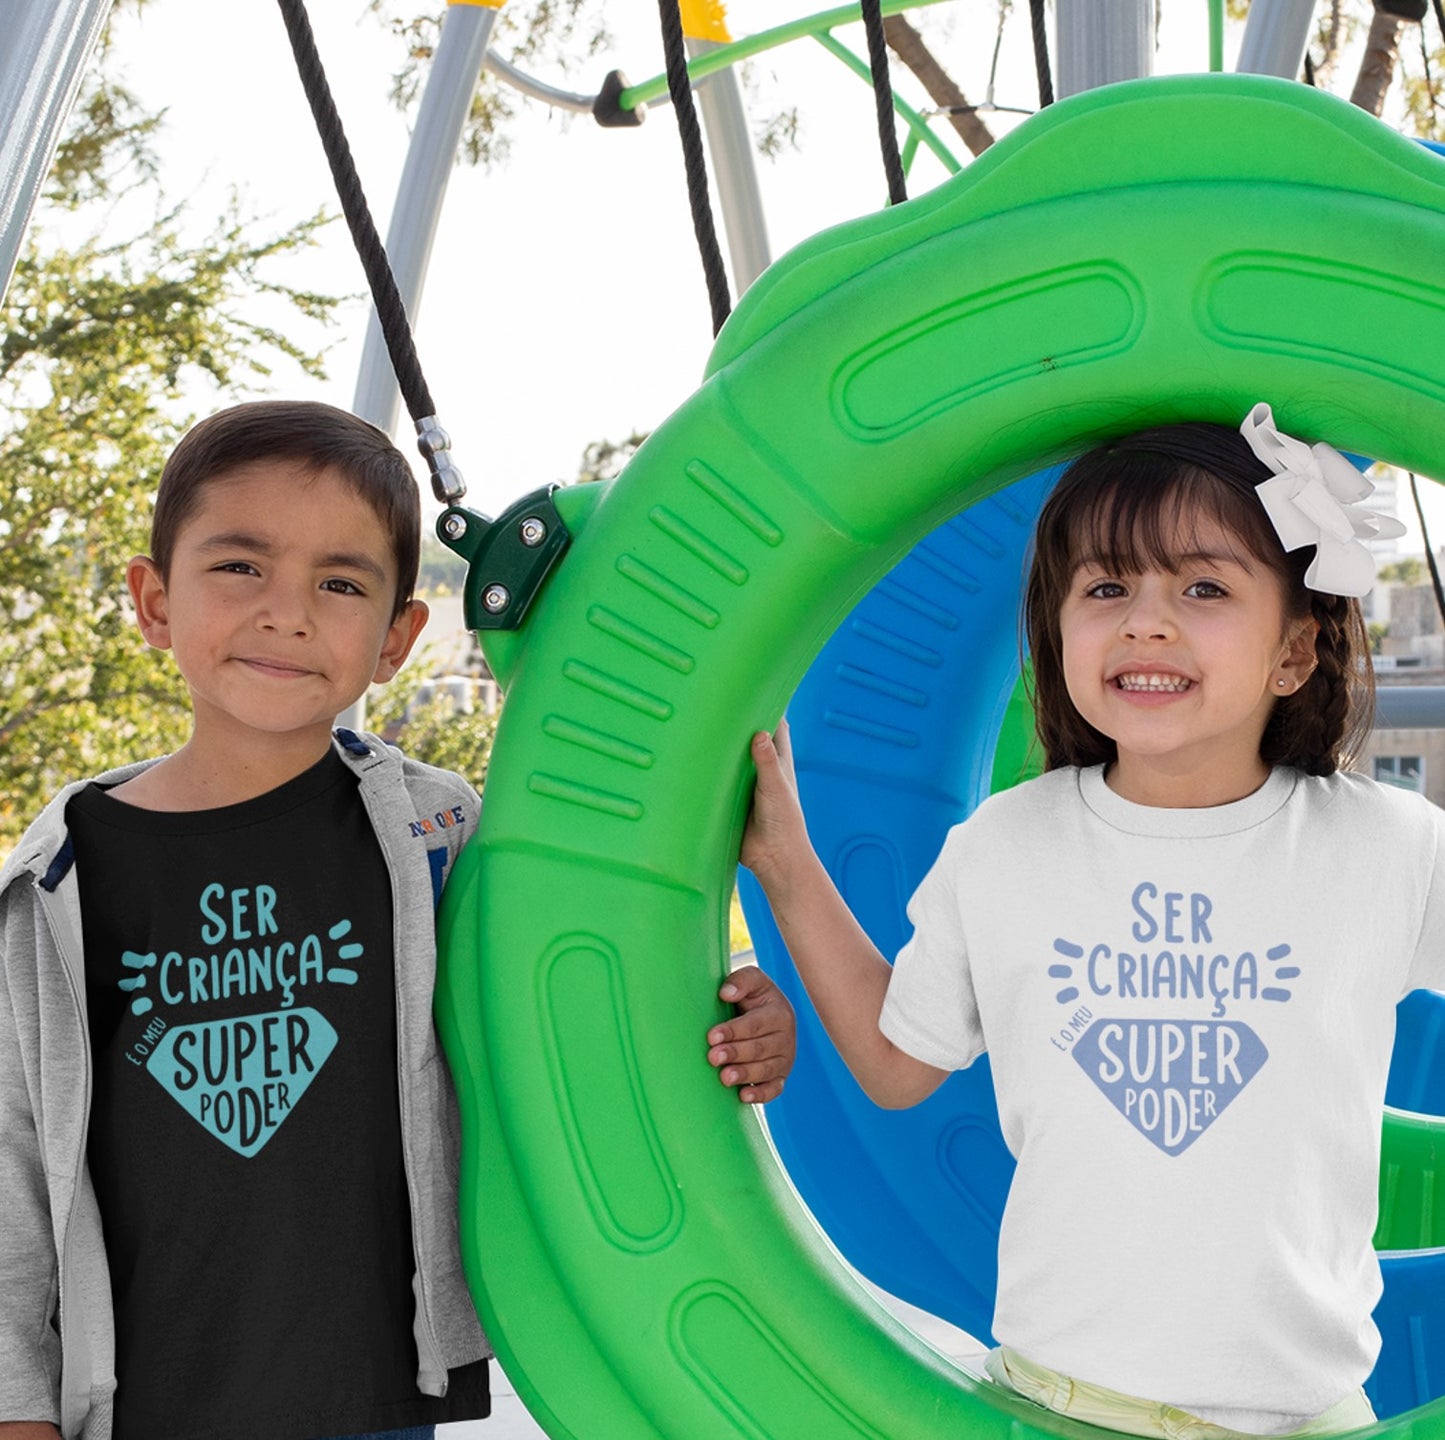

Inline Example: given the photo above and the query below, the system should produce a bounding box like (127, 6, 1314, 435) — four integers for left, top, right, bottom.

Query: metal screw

(482, 583, 511, 614)
(519, 515, 548, 548)
(442, 512, 468, 541)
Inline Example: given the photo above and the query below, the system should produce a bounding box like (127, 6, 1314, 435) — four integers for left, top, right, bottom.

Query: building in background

(1361, 564, 1445, 808)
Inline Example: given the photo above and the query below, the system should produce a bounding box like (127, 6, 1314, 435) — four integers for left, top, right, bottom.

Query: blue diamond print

(1071, 1018, 1268, 1157)
(147, 1007, 337, 1158)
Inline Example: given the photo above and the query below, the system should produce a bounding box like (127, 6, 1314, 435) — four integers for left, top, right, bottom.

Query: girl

(737, 404, 1439, 1439)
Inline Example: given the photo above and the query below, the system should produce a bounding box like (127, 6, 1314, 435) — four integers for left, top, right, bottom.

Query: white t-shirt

(879, 764, 1445, 1432)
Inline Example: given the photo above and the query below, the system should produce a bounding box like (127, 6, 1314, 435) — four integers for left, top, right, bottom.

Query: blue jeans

(316, 1430, 436, 1440)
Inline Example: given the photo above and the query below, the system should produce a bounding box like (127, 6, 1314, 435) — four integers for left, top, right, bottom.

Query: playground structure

(428, 68, 1445, 1434)
(6, 5, 1445, 1439)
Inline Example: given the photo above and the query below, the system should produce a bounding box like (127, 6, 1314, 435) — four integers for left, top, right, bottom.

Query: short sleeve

(878, 828, 985, 1071)
(1402, 797, 1445, 997)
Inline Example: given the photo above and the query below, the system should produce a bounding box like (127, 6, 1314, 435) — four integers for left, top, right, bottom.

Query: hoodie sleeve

(0, 881, 64, 1424)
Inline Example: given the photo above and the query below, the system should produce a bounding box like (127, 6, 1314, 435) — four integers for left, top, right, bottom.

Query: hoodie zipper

(361, 770, 449, 1395)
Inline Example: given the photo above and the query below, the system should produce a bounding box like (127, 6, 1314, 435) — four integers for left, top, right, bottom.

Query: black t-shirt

(67, 751, 487, 1440)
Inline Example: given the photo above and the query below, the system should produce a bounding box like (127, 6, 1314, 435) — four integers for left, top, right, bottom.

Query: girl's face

(1058, 513, 1317, 807)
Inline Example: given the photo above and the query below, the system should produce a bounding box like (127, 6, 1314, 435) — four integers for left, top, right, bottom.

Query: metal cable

(276, 0, 464, 501)
(1028, 0, 1055, 107)
(1409, 473, 1445, 629)
(860, 0, 908, 205)
(657, 0, 732, 336)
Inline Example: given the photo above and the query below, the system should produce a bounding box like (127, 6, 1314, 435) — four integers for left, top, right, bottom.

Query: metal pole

(1236, 0, 1317, 79)
(1054, 0, 1154, 99)
(686, 38, 772, 294)
(346, 0, 498, 733)
(351, 1, 500, 433)
(0, 0, 112, 305)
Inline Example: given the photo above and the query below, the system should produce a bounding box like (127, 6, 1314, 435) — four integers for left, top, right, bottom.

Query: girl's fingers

(719, 964, 782, 1008)
(707, 1034, 789, 1069)
(711, 1009, 789, 1044)
(736, 1076, 785, 1105)
(773, 715, 795, 772)
(712, 1052, 790, 1102)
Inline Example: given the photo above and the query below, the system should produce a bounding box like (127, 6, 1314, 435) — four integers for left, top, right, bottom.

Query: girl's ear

(1276, 615, 1320, 694)
(127, 556, 172, 651)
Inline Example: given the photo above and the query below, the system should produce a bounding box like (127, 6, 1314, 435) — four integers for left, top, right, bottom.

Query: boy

(0, 401, 795, 1440)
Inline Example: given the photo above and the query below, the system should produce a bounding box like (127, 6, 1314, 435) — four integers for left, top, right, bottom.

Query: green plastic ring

(437, 74, 1445, 1438)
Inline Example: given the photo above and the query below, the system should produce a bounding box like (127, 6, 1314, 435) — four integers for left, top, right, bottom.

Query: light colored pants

(986, 1347, 1376, 1440)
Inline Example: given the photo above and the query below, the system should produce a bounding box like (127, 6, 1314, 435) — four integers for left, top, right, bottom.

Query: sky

(53, 0, 1445, 549)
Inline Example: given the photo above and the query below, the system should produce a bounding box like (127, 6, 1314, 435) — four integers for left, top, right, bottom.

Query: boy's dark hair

(1024, 421, 1374, 777)
(152, 400, 421, 618)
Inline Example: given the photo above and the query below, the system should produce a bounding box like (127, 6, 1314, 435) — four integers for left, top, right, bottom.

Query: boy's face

(127, 460, 427, 752)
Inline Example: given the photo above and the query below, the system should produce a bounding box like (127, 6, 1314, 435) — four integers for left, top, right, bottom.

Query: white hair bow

(1239, 402, 1406, 598)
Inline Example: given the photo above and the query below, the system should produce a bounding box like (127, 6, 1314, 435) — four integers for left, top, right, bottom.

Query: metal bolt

(482, 583, 511, 614)
(442, 512, 468, 541)
(519, 515, 548, 548)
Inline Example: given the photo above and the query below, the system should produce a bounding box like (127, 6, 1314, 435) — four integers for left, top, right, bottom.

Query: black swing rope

(275, 0, 466, 506)
(859, 0, 909, 206)
(1028, 0, 1055, 108)
(657, 0, 734, 336)
(1408, 474, 1445, 630)
(659, 0, 914, 339)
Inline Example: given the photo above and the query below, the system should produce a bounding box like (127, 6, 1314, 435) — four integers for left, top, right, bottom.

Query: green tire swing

(435, 74, 1445, 1439)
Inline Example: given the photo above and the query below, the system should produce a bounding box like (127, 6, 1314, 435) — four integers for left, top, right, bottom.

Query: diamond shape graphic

(147, 1007, 338, 1158)
(1071, 1018, 1267, 1157)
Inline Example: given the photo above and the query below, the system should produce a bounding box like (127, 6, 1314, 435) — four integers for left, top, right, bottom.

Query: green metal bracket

(437, 485, 571, 632)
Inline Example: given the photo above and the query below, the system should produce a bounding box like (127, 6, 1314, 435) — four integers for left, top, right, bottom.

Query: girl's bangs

(1067, 463, 1280, 578)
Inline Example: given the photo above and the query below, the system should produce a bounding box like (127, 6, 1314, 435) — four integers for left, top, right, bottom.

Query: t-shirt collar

(1077, 763, 1298, 838)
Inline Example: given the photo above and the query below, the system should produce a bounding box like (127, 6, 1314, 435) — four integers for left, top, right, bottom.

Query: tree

(576, 428, 649, 484)
(1308, 0, 1355, 90)
(1379, 557, 1426, 584)
(0, 69, 338, 847)
(370, 0, 611, 169)
(365, 679, 499, 790)
(883, 12, 997, 157)
(1351, 1, 1420, 115)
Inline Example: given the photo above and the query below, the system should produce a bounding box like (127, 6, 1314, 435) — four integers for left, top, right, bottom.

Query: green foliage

(0, 72, 339, 848)
(576, 428, 649, 483)
(1400, 35, 1445, 141)
(1369, 620, 1390, 652)
(1380, 557, 1426, 584)
(365, 670, 499, 792)
(755, 106, 804, 161)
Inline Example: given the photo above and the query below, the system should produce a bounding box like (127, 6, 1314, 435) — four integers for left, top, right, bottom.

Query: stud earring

(1276, 677, 1288, 689)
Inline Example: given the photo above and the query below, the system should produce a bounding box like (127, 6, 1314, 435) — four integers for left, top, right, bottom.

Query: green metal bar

(900, 126, 921, 177)
(1208, 0, 1224, 72)
(811, 28, 962, 175)
(617, 0, 955, 111)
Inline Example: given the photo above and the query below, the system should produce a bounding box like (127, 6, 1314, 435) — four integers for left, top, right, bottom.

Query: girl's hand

(740, 719, 808, 886)
(706, 965, 797, 1104)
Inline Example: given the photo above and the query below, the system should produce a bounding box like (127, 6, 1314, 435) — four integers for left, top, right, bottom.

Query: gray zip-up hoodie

(0, 731, 490, 1439)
